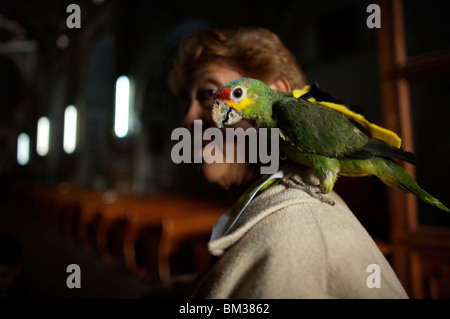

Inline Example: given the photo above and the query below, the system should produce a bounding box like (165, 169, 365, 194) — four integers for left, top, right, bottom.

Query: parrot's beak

(212, 99, 243, 128)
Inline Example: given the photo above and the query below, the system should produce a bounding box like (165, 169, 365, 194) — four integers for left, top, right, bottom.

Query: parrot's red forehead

(214, 86, 230, 100)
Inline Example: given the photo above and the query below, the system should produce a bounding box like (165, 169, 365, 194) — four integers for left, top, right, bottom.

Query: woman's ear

(268, 78, 291, 93)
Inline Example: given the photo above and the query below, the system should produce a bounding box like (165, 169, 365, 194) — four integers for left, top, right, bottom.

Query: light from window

(37, 116, 50, 156)
(17, 133, 30, 165)
(114, 75, 130, 138)
(64, 105, 77, 154)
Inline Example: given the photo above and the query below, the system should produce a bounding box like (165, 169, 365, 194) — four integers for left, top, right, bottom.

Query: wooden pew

(131, 211, 224, 283)
(37, 187, 103, 237)
(28, 185, 229, 284)
(88, 194, 200, 254)
(59, 190, 104, 240)
(74, 192, 172, 247)
(30, 186, 100, 234)
(92, 196, 223, 256)
(120, 203, 227, 276)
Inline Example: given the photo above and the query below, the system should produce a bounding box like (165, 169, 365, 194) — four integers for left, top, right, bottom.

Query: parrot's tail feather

(396, 179, 450, 213)
(379, 160, 449, 212)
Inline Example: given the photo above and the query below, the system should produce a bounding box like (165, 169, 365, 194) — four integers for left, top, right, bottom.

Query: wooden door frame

(376, 0, 450, 297)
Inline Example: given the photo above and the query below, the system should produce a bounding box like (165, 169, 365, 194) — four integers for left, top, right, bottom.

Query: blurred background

(0, 0, 449, 299)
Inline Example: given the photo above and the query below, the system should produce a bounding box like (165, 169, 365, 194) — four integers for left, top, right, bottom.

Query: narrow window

(114, 75, 130, 138)
(37, 116, 50, 156)
(64, 105, 77, 154)
(17, 133, 30, 165)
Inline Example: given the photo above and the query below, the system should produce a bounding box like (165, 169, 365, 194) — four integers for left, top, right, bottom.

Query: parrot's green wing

(273, 97, 369, 158)
(292, 84, 402, 148)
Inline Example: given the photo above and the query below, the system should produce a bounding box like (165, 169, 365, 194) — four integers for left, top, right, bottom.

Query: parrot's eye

(233, 88, 243, 98)
(231, 86, 246, 102)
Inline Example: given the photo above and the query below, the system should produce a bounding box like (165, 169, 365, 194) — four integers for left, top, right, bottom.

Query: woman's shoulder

(208, 180, 358, 254)
(244, 182, 380, 258)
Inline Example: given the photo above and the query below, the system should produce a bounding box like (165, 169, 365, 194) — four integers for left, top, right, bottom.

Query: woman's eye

(197, 89, 216, 102)
(197, 88, 217, 109)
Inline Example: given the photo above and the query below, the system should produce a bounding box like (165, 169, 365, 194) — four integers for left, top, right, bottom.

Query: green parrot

(211, 77, 449, 212)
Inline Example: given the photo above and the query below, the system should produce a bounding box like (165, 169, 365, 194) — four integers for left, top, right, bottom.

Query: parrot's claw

(281, 175, 335, 206)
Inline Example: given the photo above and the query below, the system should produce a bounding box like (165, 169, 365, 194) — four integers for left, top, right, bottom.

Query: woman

(169, 27, 408, 298)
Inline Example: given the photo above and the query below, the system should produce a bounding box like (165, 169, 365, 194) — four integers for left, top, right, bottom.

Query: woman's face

(184, 63, 259, 193)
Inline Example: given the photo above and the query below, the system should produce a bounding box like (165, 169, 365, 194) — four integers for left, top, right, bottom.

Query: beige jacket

(191, 179, 408, 299)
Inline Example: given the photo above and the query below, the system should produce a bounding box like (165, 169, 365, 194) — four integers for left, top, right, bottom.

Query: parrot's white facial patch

(212, 99, 243, 128)
(223, 108, 242, 126)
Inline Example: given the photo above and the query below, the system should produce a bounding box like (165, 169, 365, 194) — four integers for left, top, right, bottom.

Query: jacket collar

(208, 166, 321, 256)
(209, 164, 297, 242)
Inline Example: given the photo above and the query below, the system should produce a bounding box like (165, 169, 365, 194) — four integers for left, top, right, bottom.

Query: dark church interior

(0, 0, 449, 299)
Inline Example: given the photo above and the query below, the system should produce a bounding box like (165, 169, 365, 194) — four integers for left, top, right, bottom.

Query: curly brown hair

(169, 27, 306, 100)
